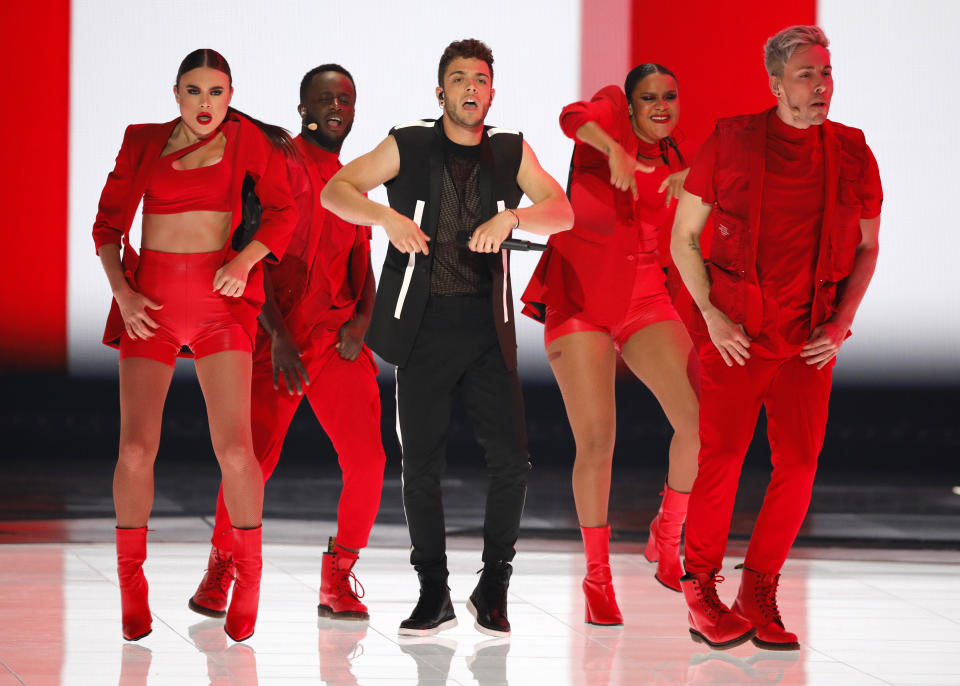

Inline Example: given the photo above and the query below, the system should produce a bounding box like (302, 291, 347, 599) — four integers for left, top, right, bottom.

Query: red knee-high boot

(581, 525, 623, 626)
(643, 481, 690, 592)
(225, 526, 262, 642)
(116, 526, 152, 641)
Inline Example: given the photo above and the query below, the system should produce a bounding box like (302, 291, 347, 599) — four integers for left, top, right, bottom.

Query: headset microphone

(307, 122, 319, 131)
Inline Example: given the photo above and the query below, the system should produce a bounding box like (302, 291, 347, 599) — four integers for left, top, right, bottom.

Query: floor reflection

(0, 540, 958, 685)
(117, 644, 152, 686)
(188, 619, 259, 685)
(318, 616, 367, 685)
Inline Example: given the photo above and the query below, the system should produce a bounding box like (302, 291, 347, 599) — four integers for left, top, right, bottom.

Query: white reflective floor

(2, 531, 960, 686)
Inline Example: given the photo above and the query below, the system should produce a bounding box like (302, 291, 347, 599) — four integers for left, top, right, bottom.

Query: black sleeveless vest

(367, 118, 525, 369)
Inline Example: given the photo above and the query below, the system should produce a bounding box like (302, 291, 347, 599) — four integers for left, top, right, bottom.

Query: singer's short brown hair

(764, 25, 829, 77)
(438, 39, 494, 87)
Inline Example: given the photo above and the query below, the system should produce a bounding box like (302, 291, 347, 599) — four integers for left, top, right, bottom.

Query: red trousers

(211, 327, 386, 552)
(683, 344, 834, 576)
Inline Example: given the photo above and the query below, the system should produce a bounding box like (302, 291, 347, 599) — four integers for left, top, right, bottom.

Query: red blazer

(521, 85, 687, 324)
(92, 112, 297, 352)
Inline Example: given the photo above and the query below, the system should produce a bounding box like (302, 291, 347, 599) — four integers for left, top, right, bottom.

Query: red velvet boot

(643, 482, 690, 592)
(225, 526, 262, 642)
(731, 567, 800, 650)
(116, 526, 152, 641)
(680, 570, 755, 649)
(318, 540, 369, 620)
(189, 546, 235, 618)
(581, 525, 623, 626)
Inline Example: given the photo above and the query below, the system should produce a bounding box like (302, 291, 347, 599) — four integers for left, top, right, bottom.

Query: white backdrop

(68, 0, 960, 383)
(68, 0, 580, 377)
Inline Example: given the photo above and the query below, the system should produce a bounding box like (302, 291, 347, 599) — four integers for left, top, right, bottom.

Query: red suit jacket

(92, 112, 296, 352)
(521, 85, 690, 323)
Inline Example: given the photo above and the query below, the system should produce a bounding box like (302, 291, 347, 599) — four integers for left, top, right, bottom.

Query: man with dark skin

(323, 39, 573, 637)
(189, 64, 386, 621)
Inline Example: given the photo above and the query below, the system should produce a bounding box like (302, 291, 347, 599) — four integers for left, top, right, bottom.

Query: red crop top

(143, 133, 232, 214)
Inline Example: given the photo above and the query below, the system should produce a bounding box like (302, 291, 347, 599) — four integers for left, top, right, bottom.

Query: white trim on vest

(497, 200, 509, 324)
(394, 199, 424, 319)
(487, 127, 520, 137)
(394, 120, 435, 130)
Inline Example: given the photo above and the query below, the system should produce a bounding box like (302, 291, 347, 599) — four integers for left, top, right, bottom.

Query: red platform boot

(732, 567, 800, 650)
(116, 526, 152, 641)
(643, 481, 690, 592)
(680, 570, 755, 649)
(189, 546, 235, 618)
(318, 539, 369, 620)
(580, 525, 623, 626)
(224, 526, 262, 642)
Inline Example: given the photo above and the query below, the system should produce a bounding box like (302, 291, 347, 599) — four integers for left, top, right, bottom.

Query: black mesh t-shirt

(429, 139, 492, 296)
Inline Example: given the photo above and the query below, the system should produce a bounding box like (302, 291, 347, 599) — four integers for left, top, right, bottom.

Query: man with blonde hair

(670, 24, 882, 650)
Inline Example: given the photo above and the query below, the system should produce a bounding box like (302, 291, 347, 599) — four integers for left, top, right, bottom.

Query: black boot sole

(751, 636, 800, 651)
(689, 627, 756, 650)
(188, 597, 227, 619)
(318, 603, 369, 621)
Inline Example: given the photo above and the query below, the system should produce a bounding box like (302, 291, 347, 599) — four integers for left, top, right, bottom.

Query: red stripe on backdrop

(629, 0, 817, 150)
(0, 1, 69, 370)
(627, 0, 816, 667)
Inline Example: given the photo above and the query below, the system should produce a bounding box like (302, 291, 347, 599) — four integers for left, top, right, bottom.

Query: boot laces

(695, 574, 725, 619)
(335, 567, 365, 600)
(207, 552, 234, 594)
(754, 575, 783, 623)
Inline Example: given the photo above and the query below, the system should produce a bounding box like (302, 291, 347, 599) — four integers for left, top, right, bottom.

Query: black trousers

(396, 295, 530, 576)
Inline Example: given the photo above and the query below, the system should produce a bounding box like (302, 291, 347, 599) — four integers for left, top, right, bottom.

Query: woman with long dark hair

(522, 63, 700, 624)
(92, 48, 296, 641)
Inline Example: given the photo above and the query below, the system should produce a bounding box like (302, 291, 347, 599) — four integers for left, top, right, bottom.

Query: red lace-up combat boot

(732, 567, 800, 650)
(318, 538, 369, 620)
(680, 570, 755, 649)
(189, 546, 235, 618)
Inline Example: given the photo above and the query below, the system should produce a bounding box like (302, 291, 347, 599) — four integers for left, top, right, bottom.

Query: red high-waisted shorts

(119, 249, 252, 366)
(544, 260, 680, 352)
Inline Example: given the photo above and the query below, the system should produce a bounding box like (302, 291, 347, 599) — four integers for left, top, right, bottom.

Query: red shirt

(265, 136, 371, 344)
(685, 111, 882, 353)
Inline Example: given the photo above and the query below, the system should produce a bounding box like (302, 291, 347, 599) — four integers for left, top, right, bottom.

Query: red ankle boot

(643, 482, 690, 592)
(580, 525, 623, 626)
(189, 546, 235, 618)
(225, 526, 262, 642)
(116, 526, 152, 641)
(318, 540, 369, 620)
(680, 570, 754, 649)
(732, 567, 800, 650)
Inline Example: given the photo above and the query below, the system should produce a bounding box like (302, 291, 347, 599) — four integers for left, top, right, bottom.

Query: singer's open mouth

(463, 99, 478, 111)
(196, 113, 213, 125)
(326, 116, 343, 130)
